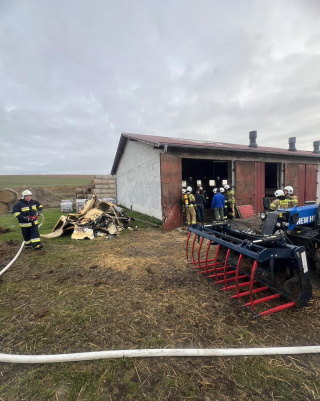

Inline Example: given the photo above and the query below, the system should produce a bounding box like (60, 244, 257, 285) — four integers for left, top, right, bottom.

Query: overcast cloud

(1, 0, 320, 174)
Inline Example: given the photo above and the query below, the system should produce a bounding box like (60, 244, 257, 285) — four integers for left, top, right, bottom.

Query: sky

(1, 0, 320, 175)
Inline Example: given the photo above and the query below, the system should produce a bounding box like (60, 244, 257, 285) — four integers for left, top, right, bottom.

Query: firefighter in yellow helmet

(181, 188, 187, 224)
(269, 189, 289, 211)
(284, 186, 298, 208)
(183, 186, 196, 225)
(12, 190, 43, 249)
(224, 184, 235, 219)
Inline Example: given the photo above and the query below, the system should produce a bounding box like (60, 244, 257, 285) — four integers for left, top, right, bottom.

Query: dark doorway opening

(265, 163, 280, 197)
(182, 159, 230, 210)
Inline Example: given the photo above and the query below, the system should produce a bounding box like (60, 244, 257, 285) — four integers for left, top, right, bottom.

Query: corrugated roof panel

(122, 132, 318, 157)
(111, 132, 320, 175)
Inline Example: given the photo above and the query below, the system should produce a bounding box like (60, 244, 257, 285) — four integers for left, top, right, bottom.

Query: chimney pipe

(288, 137, 297, 152)
(249, 131, 258, 148)
(313, 141, 320, 154)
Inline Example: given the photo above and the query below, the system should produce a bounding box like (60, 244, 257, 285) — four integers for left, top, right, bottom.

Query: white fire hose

(1, 346, 320, 364)
(0, 214, 44, 277)
(1, 214, 320, 364)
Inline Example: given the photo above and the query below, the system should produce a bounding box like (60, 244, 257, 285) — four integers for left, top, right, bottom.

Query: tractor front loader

(261, 203, 320, 276)
(186, 222, 312, 317)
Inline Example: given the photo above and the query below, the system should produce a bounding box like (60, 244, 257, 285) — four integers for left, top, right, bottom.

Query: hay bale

(92, 179, 104, 185)
(0, 188, 18, 204)
(91, 189, 109, 196)
(94, 175, 114, 179)
(0, 202, 10, 215)
(85, 184, 94, 190)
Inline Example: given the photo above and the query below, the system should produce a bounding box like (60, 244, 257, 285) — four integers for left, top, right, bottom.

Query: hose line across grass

(1, 214, 320, 364)
(0, 214, 44, 277)
(1, 346, 320, 364)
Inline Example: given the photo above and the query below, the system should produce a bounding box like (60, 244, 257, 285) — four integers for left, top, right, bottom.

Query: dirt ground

(1, 214, 320, 399)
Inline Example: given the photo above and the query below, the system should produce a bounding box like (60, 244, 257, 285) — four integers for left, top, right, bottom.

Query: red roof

(111, 132, 320, 174)
(122, 132, 318, 156)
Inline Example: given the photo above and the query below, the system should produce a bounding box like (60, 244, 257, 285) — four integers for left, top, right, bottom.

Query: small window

(222, 179, 228, 185)
(197, 180, 202, 187)
(182, 181, 187, 188)
(209, 180, 216, 187)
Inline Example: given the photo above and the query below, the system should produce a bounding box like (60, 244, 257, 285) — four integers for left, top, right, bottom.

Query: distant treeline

(0, 175, 95, 188)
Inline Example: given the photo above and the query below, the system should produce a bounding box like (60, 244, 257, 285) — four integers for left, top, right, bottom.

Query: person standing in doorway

(211, 188, 225, 221)
(195, 188, 206, 223)
(269, 189, 289, 211)
(12, 190, 43, 249)
(184, 186, 197, 225)
(224, 184, 235, 219)
(284, 186, 298, 208)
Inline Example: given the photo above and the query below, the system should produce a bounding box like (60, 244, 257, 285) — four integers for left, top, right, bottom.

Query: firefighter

(195, 188, 206, 223)
(269, 189, 289, 211)
(284, 186, 298, 208)
(211, 188, 225, 221)
(224, 184, 235, 219)
(12, 190, 43, 249)
(220, 187, 228, 220)
(183, 186, 196, 225)
(201, 187, 210, 209)
(181, 188, 187, 224)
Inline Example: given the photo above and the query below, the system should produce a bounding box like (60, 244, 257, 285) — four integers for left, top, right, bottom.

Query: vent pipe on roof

(248, 131, 258, 148)
(313, 141, 320, 154)
(288, 137, 297, 152)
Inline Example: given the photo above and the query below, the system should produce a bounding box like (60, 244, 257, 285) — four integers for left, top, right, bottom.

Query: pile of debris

(42, 196, 132, 240)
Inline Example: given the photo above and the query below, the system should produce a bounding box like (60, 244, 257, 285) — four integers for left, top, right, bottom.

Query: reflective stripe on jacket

(12, 199, 43, 227)
(270, 198, 289, 211)
(286, 195, 298, 208)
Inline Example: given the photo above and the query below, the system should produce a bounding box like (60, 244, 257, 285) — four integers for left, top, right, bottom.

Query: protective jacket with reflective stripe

(12, 199, 43, 227)
(270, 197, 289, 211)
(286, 194, 298, 208)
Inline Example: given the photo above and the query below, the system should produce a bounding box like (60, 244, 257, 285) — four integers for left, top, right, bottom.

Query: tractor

(260, 202, 320, 276)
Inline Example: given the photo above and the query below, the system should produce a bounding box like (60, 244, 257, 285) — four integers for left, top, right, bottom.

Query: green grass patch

(0, 208, 72, 243)
(0, 175, 93, 188)
(122, 207, 162, 228)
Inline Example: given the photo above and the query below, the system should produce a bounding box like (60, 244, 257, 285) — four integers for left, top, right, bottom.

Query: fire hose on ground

(1, 215, 320, 364)
(0, 214, 44, 277)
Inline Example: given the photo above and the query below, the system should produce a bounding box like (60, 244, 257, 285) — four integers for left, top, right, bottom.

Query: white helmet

(213, 188, 217, 194)
(182, 188, 186, 194)
(199, 187, 203, 191)
(22, 190, 32, 198)
(224, 184, 230, 190)
(186, 186, 192, 193)
(274, 189, 284, 197)
(284, 186, 293, 195)
(220, 187, 225, 193)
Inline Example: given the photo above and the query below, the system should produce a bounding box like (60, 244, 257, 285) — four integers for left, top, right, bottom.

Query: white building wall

(116, 140, 162, 220)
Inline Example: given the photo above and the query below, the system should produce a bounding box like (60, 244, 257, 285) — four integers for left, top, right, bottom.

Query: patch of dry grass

(1, 228, 320, 400)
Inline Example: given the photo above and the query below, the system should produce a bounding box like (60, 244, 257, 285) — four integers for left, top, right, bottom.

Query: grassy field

(0, 175, 94, 188)
(1, 209, 320, 400)
(1, 177, 320, 400)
